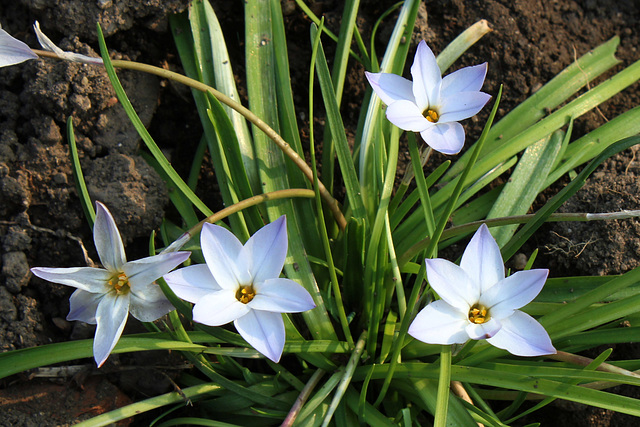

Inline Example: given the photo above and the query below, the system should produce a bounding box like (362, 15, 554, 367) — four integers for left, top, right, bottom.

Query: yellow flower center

(236, 285, 256, 304)
(423, 108, 439, 123)
(109, 272, 130, 294)
(468, 304, 489, 324)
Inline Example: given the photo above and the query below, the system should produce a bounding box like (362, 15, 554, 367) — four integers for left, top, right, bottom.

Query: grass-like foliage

(3, 1, 640, 425)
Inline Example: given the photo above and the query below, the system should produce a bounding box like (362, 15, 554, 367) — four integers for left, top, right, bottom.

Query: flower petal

(365, 71, 415, 106)
(33, 21, 102, 65)
(460, 224, 505, 294)
(425, 258, 478, 311)
(234, 310, 285, 362)
(200, 223, 245, 290)
(94, 202, 127, 272)
(441, 63, 488, 97)
(250, 278, 316, 313)
(439, 91, 492, 123)
(33, 21, 65, 56)
(68, 289, 103, 323)
(0, 27, 38, 67)
(386, 100, 432, 132)
(164, 264, 221, 303)
(480, 269, 549, 319)
(93, 293, 129, 367)
(410, 40, 441, 111)
(486, 310, 556, 356)
(465, 318, 502, 340)
(243, 216, 288, 284)
(123, 251, 190, 290)
(192, 290, 250, 326)
(408, 300, 469, 345)
(31, 266, 111, 293)
(420, 122, 465, 155)
(128, 282, 174, 322)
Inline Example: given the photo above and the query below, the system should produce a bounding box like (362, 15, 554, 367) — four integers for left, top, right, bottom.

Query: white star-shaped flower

(408, 224, 556, 356)
(163, 216, 316, 363)
(31, 202, 190, 367)
(365, 40, 491, 155)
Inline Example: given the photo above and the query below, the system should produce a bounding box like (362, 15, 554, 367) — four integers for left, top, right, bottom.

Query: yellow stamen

(468, 304, 489, 324)
(236, 285, 256, 304)
(109, 272, 130, 294)
(423, 108, 439, 123)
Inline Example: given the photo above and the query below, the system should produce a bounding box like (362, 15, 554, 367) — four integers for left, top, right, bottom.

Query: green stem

(423, 86, 502, 259)
(161, 188, 314, 253)
(408, 136, 435, 236)
(398, 209, 640, 266)
(322, 332, 367, 427)
(309, 20, 354, 347)
(75, 383, 223, 427)
(282, 369, 326, 427)
(549, 350, 640, 379)
(373, 263, 426, 407)
(386, 214, 406, 317)
(434, 345, 452, 427)
(292, 0, 367, 65)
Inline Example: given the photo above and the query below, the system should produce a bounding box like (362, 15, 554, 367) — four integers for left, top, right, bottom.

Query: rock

(2, 251, 31, 294)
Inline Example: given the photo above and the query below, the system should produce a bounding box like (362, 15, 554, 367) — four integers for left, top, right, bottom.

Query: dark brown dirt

(0, 0, 639, 425)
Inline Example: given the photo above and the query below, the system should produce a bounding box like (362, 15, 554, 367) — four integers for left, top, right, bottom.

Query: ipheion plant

(163, 216, 316, 362)
(366, 40, 491, 155)
(31, 202, 191, 367)
(409, 224, 556, 357)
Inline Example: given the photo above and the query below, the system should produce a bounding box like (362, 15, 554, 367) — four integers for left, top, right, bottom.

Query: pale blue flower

(0, 24, 38, 67)
(365, 40, 491, 155)
(164, 216, 316, 362)
(31, 202, 190, 367)
(408, 224, 555, 356)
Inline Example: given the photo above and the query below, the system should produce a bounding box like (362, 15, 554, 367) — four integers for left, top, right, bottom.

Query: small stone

(512, 253, 528, 271)
(52, 173, 68, 185)
(2, 252, 31, 294)
(52, 317, 72, 332)
(38, 116, 62, 145)
(70, 93, 92, 111)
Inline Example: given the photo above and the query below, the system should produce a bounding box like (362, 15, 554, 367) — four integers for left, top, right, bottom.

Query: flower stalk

(161, 188, 315, 254)
(435, 345, 452, 427)
(281, 369, 326, 427)
(322, 331, 367, 427)
(398, 209, 640, 267)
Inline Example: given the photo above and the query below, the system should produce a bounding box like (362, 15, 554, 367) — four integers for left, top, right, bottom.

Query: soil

(0, 0, 639, 425)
